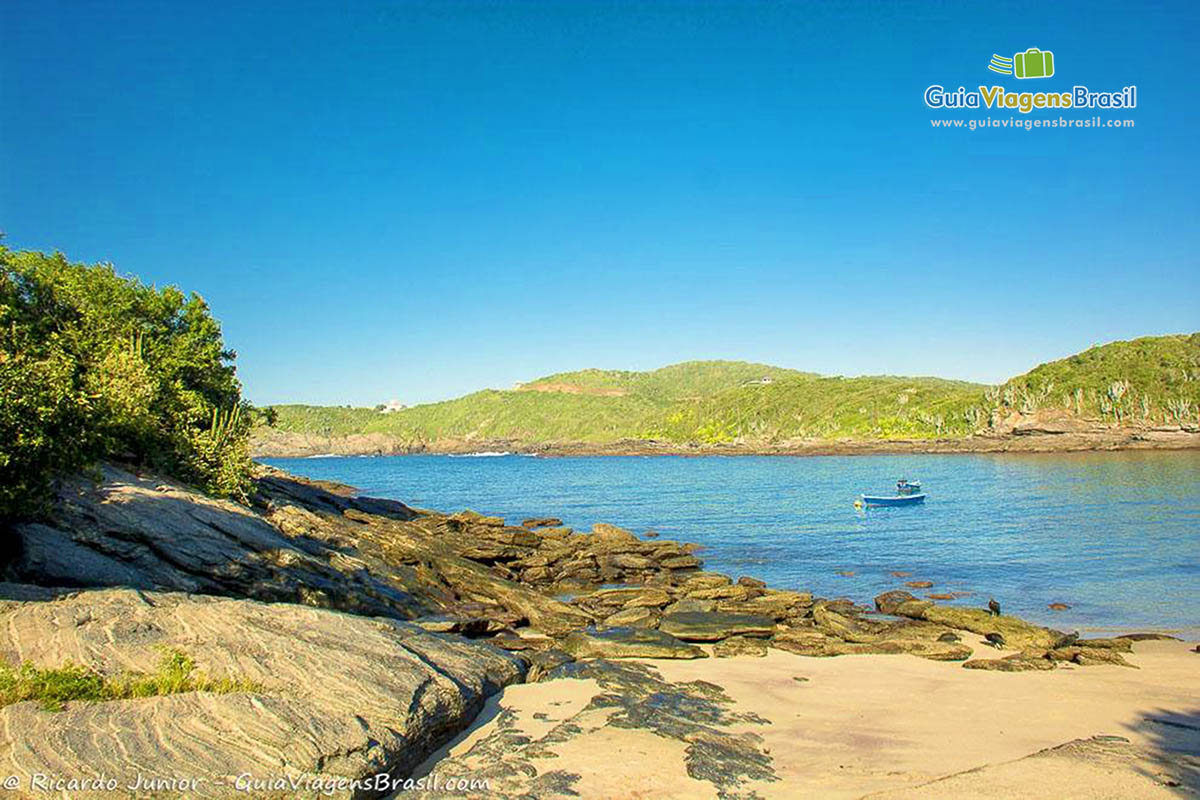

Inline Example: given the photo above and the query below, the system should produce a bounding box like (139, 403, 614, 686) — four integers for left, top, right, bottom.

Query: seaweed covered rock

(713, 636, 770, 658)
(600, 606, 661, 629)
(874, 591, 1066, 650)
(772, 628, 972, 661)
(659, 611, 776, 642)
(560, 626, 708, 659)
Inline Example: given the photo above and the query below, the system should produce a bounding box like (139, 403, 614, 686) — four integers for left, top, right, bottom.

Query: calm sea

(263, 451, 1200, 638)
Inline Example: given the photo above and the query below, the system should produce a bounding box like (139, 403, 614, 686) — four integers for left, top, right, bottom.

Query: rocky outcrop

(877, 592, 1140, 670)
(772, 627, 973, 661)
(962, 639, 1137, 671)
(0, 587, 524, 797)
(8, 465, 608, 639)
(659, 611, 776, 642)
(600, 606, 660, 628)
(713, 636, 770, 658)
(7, 468, 1144, 677)
(560, 627, 707, 659)
(11, 466, 432, 620)
(876, 590, 1065, 650)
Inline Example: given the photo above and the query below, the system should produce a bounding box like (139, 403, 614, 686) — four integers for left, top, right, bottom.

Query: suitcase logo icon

(988, 48, 1055, 79)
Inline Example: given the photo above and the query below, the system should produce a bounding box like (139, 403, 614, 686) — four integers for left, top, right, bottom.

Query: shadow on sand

(1125, 705, 1200, 795)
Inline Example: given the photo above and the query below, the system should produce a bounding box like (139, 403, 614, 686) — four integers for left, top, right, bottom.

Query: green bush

(0, 246, 253, 519)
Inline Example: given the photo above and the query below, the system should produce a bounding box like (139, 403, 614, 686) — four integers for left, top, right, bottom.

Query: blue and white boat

(858, 492, 926, 507)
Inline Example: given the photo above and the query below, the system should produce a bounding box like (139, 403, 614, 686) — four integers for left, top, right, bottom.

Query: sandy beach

(420, 637, 1199, 798)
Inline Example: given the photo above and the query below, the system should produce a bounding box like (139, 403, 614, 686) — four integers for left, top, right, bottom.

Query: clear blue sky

(3, 1, 1197, 406)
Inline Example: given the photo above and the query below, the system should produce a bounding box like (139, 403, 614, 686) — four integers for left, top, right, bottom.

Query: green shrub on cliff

(0, 246, 252, 519)
(993, 334, 1200, 424)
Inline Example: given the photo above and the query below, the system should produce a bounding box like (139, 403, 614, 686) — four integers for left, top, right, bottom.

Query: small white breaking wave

(449, 451, 512, 458)
(305, 453, 340, 459)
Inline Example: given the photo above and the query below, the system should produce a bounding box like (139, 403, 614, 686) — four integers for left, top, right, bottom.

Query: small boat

(858, 493, 926, 507)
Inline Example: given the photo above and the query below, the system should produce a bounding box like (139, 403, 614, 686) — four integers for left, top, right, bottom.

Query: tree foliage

(0, 247, 252, 519)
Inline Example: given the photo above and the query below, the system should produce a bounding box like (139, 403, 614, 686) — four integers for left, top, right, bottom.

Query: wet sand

(424, 638, 1199, 798)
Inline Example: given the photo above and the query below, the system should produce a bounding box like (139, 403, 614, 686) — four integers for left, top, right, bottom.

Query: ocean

(264, 451, 1200, 637)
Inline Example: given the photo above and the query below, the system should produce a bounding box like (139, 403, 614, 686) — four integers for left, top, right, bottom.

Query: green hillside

(522, 361, 812, 400)
(265, 404, 381, 437)
(992, 333, 1200, 425)
(652, 375, 986, 442)
(267, 360, 988, 445)
(262, 334, 1200, 449)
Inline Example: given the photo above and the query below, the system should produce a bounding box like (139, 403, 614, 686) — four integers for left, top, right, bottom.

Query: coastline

(251, 425, 1200, 459)
(3, 464, 1196, 797)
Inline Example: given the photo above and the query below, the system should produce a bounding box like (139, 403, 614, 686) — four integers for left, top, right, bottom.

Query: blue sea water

(264, 451, 1200, 638)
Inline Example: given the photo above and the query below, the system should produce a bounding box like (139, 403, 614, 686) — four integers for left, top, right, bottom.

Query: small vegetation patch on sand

(0, 649, 259, 711)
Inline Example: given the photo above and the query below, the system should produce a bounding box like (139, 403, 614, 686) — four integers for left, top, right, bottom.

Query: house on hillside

(380, 399, 406, 413)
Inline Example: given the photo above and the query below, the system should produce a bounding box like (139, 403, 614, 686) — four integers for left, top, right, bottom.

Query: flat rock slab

(0, 588, 525, 798)
(773, 629, 972, 661)
(659, 611, 776, 642)
(601, 606, 661, 629)
(561, 626, 707, 659)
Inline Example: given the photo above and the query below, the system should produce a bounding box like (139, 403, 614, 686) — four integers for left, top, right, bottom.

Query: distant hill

(518, 361, 813, 400)
(259, 334, 1200, 451)
(265, 361, 819, 445)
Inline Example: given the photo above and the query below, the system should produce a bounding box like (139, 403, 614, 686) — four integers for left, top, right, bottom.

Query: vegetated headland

(254, 335, 1200, 457)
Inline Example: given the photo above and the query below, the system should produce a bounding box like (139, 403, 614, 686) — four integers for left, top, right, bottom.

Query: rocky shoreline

(0, 464, 1188, 797)
(250, 425, 1200, 459)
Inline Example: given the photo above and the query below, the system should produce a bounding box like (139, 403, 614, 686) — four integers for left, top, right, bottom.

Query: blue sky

(3, 0, 1198, 405)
